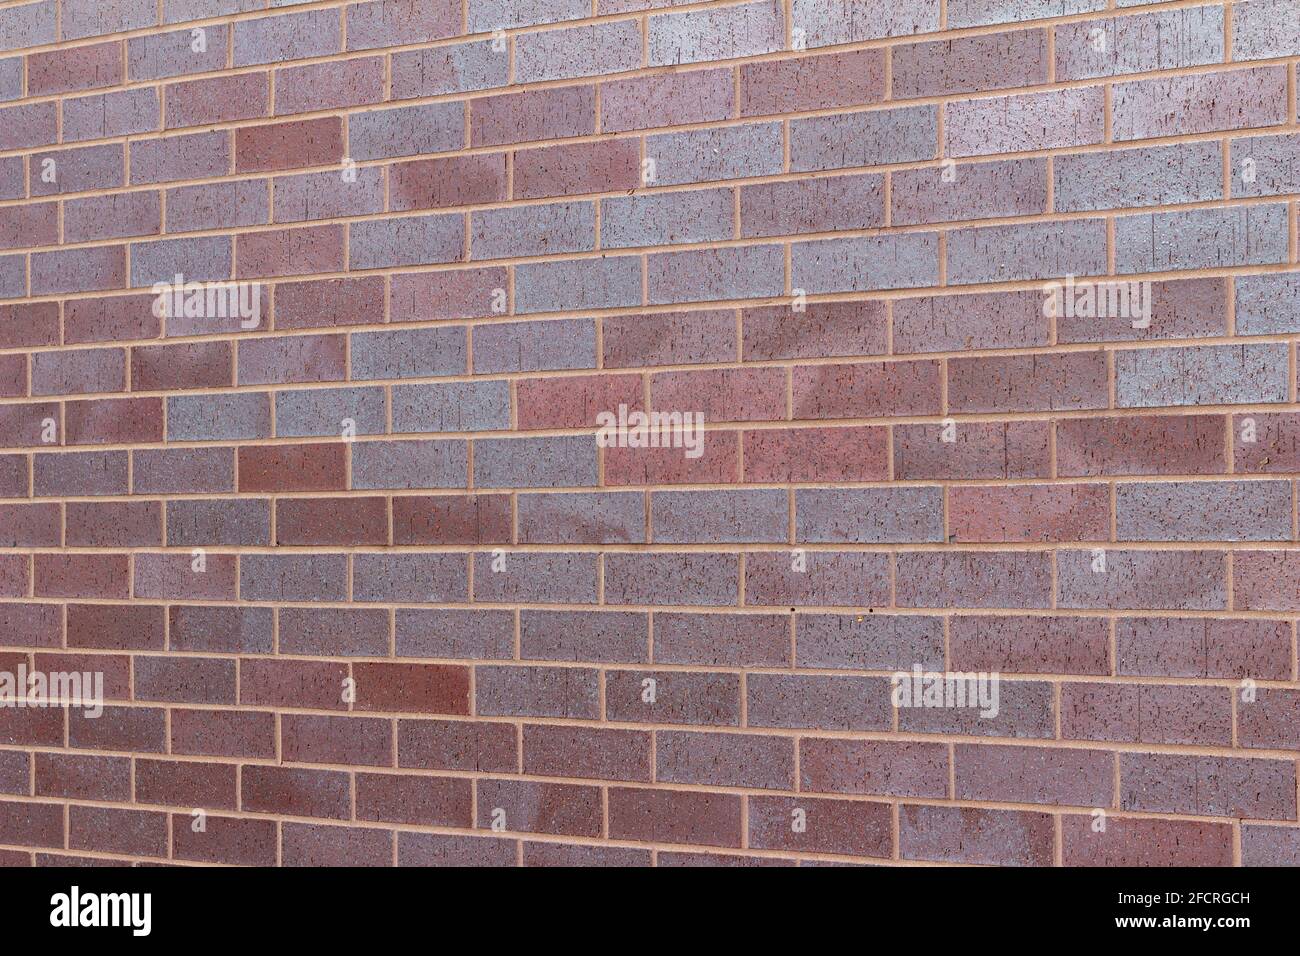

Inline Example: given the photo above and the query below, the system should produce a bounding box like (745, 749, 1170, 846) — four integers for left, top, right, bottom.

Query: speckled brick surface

(0, 0, 1297, 868)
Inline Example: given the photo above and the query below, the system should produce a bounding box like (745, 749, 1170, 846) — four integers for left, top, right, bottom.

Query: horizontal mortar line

(0, 786, 1288, 832)
(3, 723, 1299, 762)
(3, 260, 1300, 332)
(1, 595, 1298, 621)
(6, 531, 1300, 552)
(9, 404, 1300, 449)
(3, 483, 1300, 502)
(10, 256, 1299, 316)
(2, 651, 1299, 689)
(2, 711, 1298, 760)
(5, 328, 1300, 388)
(9, 186, 1300, 261)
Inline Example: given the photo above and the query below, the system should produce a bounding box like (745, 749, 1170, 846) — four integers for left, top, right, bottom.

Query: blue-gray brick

(1231, 133, 1300, 198)
(518, 21, 642, 81)
(353, 553, 467, 603)
(947, 220, 1107, 284)
(473, 436, 597, 488)
(796, 488, 944, 543)
(948, 0, 1104, 28)
(351, 327, 466, 380)
(470, 202, 595, 259)
(604, 553, 739, 607)
(0, 1, 55, 52)
(391, 41, 508, 98)
(167, 499, 270, 546)
(1235, 274, 1300, 335)
(348, 103, 464, 161)
(131, 237, 232, 286)
(1117, 481, 1293, 542)
(1054, 7, 1223, 80)
(1055, 142, 1223, 212)
(517, 492, 646, 544)
(233, 8, 339, 66)
(472, 318, 596, 373)
(273, 168, 384, 223)
(514, 258, 642, 314)
(167, 393, 270, 442)
(395, 608, 515, 659)
(601, 189, 734, 249)
(651, 490, 788, 543)
(791, 105, 937, 172)
(64, 89, 160, 143)
(647, 123, 784, 186)
(1115, 205, 1289, 274)
(472, 552, 599, 604)
(793, 233, 939, 293)
(350, 214, 464, 270)
(797, 614, 946, 670)
(0, 58, 21, 101)
(792, 0, 938, 47)
(647, 246, 785, 304)
(275, 387, 387, 438)
(1116, 344, 1290, 408)
(240, 553, 348, 601)
(392, 382, 510, 432)
(350, 440, 467, 489)
(648, 0, 784, 66)
(467, 0, 588, 32)
(1232, 0, 1300, 60)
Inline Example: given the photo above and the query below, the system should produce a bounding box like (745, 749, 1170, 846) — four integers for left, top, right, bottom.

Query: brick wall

(0, 0, 1297, 867)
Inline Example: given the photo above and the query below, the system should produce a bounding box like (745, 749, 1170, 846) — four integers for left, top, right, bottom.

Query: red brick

(1235, 550, 1300, 611)
(235, 117, 343, 173)
(740, 49, 884, 116)
(751, 795, 892, 858)
(276, 496, 388, 546)
(236, 225, 346, 280)
(282, 714, 393, 767)
(950, 615, 1110, 675)
(134, 758, 238, 810)
(130, 341, 231, 391)
(949, 484, 1110, 542)
(390, 154, 508, 211)
(392, 494, 511, 545)
(357, 773, 472, 827)
(34, 554, 129, 599)
(67, 603, 165, 651)
(608, 787, 743, 848)
(28, 41, 122, 96)
(173, 815, 277, 866)
(238, 443, 347, 492)
(1057, 414, 1227, 476)
(352, 662, 471, 715)
(1062, 816, 1233, 866)
(166, 72, 269, 128)
(242, 765, 351, 820)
